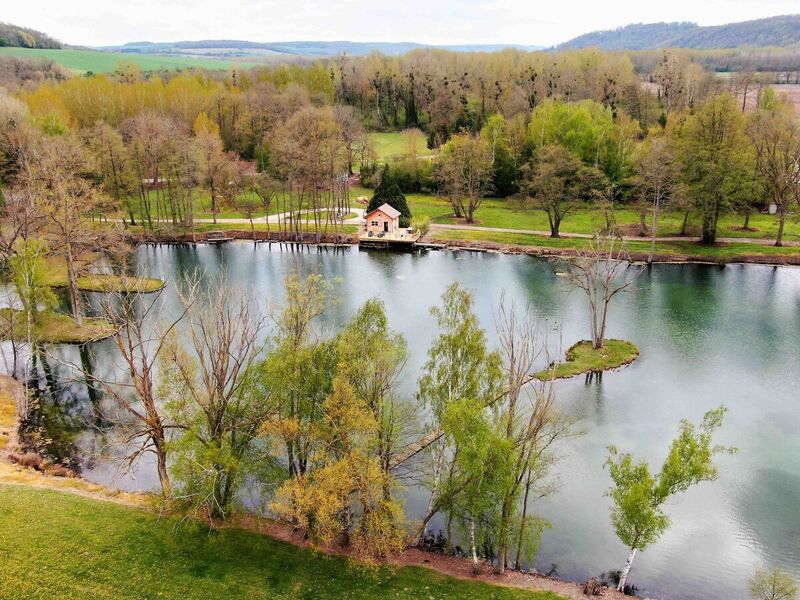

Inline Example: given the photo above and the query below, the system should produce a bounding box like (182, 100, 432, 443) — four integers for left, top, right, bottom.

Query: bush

(389, 159, 435, 193)
(359, 162, 379, 188)
(412, 215, 430, 237)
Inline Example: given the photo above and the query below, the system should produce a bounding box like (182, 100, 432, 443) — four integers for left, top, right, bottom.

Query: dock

(358, 229, 421, 248)
(206, 232, 234, 244)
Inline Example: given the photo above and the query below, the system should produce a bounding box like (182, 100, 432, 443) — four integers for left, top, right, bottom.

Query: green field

(0, 485, 561, 600)
(0, 47, 240, 74)
(370, 132, 433, 163)
(349, 186, 800, 243)
(431, 229, 800, 261)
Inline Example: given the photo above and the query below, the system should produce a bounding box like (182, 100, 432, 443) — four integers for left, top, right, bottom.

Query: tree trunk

(617, 547, 637, 592)
(65, 247, 82, 325)
(514, 469, 533, 570)
(155, 441, 172, 499)
(742, 210, 751, 231)
(775, 207, 786, 247)
(680, 211, 689, 236)
(648, 202, 659, 264)
(701, 210, 717, 245)
(638, 208, 647, 237)
(470, 518, 479, 574)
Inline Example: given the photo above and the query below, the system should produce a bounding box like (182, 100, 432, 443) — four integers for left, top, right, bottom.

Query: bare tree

(563, 234, 637, 349)
(635, 138, 679, 263)
(493, 294, 574, 573)
(30, 135, 109, 324)
(85, 281, 194, 499)
(160, 278, 268, 520)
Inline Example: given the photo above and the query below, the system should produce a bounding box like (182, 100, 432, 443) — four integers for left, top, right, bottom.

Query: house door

(383, 221, 389, 232)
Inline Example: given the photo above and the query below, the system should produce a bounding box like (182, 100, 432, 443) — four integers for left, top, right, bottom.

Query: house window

(371, 221, 379, 226)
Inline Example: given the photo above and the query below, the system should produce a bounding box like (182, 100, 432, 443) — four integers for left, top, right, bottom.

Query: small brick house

(365, 203, 401, 234)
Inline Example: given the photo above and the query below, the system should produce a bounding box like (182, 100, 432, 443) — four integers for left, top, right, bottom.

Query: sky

(5, 0, 799, 47)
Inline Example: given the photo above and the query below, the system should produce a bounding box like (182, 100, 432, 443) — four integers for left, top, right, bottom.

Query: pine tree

(367, 165, 412, 226)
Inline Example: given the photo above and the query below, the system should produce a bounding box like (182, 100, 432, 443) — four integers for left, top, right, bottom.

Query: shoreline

(0, 378, 627, 600)
(132, 228, 800, 267)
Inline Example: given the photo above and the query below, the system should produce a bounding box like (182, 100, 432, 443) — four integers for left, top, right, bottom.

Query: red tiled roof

(366, 203, 401, 219)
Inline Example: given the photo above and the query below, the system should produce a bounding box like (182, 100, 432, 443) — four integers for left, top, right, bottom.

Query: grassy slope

(0, 485, 561, 600)
(0, 47, 238, 74)
(370, 132, 432, 163)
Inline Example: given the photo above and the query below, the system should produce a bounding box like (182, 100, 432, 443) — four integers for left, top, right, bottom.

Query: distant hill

(0, 22, 62, 49)
(100, 40, 544, 58)
(558, 15, 800, 50)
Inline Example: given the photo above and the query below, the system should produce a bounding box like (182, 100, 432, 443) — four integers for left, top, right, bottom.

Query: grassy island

(0, 309, 116, 345)
(0, 485, 563, 600)
(44, 271, 165, 293)
(539, 339, 640, 380)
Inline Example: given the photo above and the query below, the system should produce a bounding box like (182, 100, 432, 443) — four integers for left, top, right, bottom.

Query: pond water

(11, 242, 800, 600)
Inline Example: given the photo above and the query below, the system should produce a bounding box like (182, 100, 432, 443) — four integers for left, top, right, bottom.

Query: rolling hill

(100, 40, 544, 58)
(558, 14, 800, 50)
(0, 22, 61, 49)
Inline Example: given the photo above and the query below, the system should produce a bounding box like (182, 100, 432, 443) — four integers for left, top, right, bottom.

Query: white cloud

(4, 0, 799, 47)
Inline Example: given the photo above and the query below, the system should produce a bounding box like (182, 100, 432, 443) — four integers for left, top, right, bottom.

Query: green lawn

(349, 186, 800, 243)
(370, 132, 433, 163)
(431, 229, 800, 260)
(0, 485, 562, 600)
(0, 47, 240, 74)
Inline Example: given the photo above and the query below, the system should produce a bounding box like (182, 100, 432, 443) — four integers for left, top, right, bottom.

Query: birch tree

(416, 282, 502, 543)
(492, 296, 573, 573)
(87, 282, 194, 500)
(606, 406, 734, 592)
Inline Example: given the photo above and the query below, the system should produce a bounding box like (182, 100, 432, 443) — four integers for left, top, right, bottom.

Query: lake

(20, 242, 800, 600)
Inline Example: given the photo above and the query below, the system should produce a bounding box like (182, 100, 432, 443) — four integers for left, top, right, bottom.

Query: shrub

(412, 215, 430, 237)
(389, 159, 435, 193)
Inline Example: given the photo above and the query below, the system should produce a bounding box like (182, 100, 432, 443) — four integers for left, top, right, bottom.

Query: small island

(538, 339, 640, 380)
(0, 309, 116, 345)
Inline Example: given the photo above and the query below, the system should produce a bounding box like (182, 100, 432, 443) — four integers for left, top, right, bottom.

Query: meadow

(0, 485, 561, 600)
(0, 47, 238, 74)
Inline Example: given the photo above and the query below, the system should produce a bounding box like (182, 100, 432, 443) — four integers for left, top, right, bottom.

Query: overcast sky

(6, 0, 799, 47)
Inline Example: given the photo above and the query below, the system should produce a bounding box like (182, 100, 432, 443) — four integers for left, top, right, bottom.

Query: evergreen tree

(367, 165, 412, 226)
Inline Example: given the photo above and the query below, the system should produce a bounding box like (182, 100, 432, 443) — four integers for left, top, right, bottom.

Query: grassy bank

(431, 229, 800, 262)
(0, 309, 115, 344)
(540, 340, 640, 380)
(0, 485, 561, 600)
